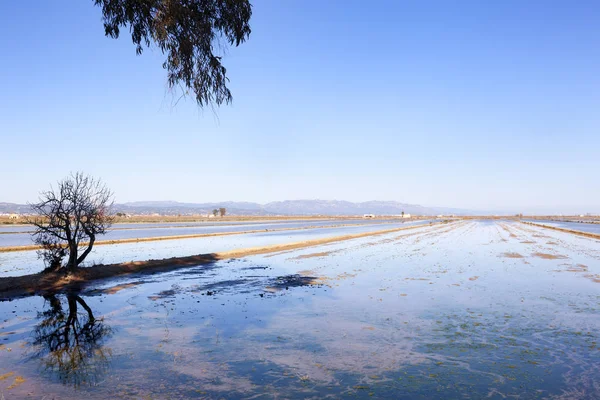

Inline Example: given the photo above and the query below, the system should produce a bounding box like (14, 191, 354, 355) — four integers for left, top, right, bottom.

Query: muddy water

(1, 221, 599, 399)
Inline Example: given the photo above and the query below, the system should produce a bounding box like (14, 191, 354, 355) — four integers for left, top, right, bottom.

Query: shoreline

(0, 221, 442, 299)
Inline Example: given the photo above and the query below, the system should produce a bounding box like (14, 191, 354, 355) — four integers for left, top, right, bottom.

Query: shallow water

(0, 220, 410, 247)
(0, 219, 407, 248)
(1, 220, 599, 399)
(0, 220, 432, 277)
(527, 220, 600, 235)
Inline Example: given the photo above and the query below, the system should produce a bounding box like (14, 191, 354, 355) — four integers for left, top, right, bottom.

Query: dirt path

(0, 221, 446, 299)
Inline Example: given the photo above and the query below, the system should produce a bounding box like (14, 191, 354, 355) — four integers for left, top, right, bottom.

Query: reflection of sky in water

(526, 219, 600, 235)
(0, 218, 406, 233)
(0, 219, 409, 246)
(0, 221, 599, 398)
(0, 220, 432, 277)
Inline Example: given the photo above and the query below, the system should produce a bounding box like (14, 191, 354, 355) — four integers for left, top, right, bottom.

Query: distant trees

(28, 173, 114, 273)
(219, 207, 226, 217)
(212, 209, 219, 217)
(93, 0, 252, 108)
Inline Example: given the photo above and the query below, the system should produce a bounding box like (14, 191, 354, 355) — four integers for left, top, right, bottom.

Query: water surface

(527, 220, 600, 235)
(0, 220, 432, 277)
(1, 221, 599, 398)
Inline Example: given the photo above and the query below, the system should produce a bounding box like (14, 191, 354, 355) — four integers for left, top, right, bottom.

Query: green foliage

(94, 0, 252, 107)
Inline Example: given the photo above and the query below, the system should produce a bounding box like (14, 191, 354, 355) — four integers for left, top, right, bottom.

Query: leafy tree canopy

(94, 0, 252, 107)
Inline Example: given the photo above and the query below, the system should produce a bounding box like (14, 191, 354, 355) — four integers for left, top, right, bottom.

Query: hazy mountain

(115, 200, 475, 216)
(122, 201, 262, 210)
(0, 202, 33, 214)
(2, 200, 475, 216)
(115, 201, 266, 216)
(262, 200, 422, 215)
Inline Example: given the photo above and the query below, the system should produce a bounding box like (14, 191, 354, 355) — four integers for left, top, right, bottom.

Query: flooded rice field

(1, 220, 600, 398)
(0, 219, 408, 248)
(0, 218, 406, 232)
(0, 221, 431, 278)
(527, 220, 600, 235)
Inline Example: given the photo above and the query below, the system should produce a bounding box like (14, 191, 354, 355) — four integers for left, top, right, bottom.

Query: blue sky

(1, 1, 599, 213)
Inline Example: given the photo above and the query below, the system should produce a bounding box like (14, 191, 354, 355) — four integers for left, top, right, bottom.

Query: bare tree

(93, 0, 252, 108)
(32, 294, 112, 387)
(29, 173, 114, 273)
(219, 207, 226, 217)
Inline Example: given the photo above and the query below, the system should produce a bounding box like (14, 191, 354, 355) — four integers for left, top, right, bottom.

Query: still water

(0, 219, 407, 248)
(1, 221, 599, 398)
(527, 220, 600, 235)
(0, 220, 432, 278)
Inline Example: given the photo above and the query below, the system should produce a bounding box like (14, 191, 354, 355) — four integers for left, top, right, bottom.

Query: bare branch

(29, 172, 114, 273)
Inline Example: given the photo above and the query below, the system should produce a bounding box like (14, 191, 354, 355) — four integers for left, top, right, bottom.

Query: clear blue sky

(1, 1, 599, 213)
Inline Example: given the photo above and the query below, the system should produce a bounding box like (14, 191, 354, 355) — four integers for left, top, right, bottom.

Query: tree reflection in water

(31, 294, 112, 387)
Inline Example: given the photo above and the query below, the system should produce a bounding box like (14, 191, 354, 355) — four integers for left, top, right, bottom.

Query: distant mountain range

(0, 202, 34, 214)
(0, 200, 474, 216)
(116, 200, 475, 216)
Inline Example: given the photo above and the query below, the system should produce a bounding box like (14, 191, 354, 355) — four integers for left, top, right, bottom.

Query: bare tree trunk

(29, 172, 114, 274)
(75, 296, 95, 323)
(66, 296, 78, 331)
(76, 235, 95, 266)
(67, 242, 78, 272)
